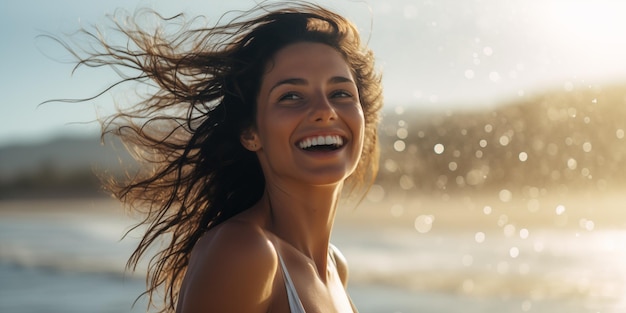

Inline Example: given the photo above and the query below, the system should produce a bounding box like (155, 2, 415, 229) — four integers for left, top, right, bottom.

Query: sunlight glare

(530, 0, 626, 76)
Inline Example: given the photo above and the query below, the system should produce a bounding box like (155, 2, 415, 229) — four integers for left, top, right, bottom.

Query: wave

(0, 245, 144, 279)
(2, 206, 625, 309)
(349, 267, 624, 304)
(337, 229, 626, 306)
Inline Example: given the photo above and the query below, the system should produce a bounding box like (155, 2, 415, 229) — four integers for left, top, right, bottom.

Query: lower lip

(297, 145, 346, 157)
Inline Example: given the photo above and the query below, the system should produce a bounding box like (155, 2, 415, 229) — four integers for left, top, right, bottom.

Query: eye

(330, 90, 354, 99)
(278, 92, 303, 102)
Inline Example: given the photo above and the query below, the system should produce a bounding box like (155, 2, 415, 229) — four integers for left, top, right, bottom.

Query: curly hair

(57, 2, 382, 312)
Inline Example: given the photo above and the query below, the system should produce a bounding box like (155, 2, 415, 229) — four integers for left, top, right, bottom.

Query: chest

(269, 259, 354, 313)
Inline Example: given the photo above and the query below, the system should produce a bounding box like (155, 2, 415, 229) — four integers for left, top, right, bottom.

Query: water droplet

(484, 124, 493, 133)
(592, 98, 597, 104)
(522, 300, 532, 312)
(567, 158, 577, 170)
(414, 215, 434, 233)
(434, 143, 445, 154)
(394, 140, 406, 152)
(509, 247, 520, 258)
(448, 161, 458, 171)
(581, 168, 590, 177)
(475, 231, 486, 243)
(555, 205, 566, 215)
(394, 106, 405, 115)
(582, 142, 592, 152)
(579, 218, 595, 231)
(464, 69, 475, 79)
(519, 228, 529, 239)
(384, 159, 398, 173)
(483, 46, 493, 56)
(479, 139, 488, 148)
(396, 128, 408, 139)
(489, 71, 501, 82)
(483, 206, 492, 215)
(499, 135, 510, 146)
(518, 152, 528, 162)
(499, 189, 513, 202)
(617, 129, 625, 139)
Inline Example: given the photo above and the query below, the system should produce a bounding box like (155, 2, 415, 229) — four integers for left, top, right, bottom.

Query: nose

(309, 93, 337, 123)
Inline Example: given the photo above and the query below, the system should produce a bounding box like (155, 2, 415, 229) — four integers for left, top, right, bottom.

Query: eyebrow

(268, 76, 355, 94)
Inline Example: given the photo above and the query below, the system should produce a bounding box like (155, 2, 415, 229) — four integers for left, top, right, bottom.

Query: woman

(65, 2, 382, 312)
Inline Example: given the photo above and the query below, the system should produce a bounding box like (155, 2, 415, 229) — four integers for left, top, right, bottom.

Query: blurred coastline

(3, 82, 626, 200)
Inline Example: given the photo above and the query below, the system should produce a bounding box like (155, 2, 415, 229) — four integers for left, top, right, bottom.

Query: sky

(2, 0, 626, 146)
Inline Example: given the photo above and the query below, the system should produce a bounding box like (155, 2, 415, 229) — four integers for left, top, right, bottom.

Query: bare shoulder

(330, 243, 350, 288)
(177, 220, 279, 313)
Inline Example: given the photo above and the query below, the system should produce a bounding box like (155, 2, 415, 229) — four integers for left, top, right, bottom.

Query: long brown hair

(57, 2, 382, 312)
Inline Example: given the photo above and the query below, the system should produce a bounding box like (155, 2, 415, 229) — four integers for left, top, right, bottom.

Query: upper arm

(330, 244, 349, 288)
(177, 223, 278, 313)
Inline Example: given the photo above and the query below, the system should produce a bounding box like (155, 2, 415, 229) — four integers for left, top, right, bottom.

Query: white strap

(278, 253, 306, 313)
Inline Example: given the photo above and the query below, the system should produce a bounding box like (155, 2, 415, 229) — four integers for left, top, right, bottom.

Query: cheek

(257, 109, 299, 147)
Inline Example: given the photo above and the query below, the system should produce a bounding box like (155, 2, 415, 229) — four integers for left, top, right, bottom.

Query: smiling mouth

(297, 135, 345, 152)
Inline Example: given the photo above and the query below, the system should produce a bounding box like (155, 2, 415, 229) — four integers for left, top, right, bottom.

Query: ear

(240, 128, 261, 151)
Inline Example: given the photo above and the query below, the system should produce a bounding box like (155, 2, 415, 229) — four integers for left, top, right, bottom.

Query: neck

(262, 180, 342, 267)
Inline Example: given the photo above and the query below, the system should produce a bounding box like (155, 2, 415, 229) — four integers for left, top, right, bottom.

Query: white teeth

(298, 135, 344, 149)
(324, 135, 332, 145)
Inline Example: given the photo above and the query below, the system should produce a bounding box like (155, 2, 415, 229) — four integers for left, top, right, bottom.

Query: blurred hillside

(378, 84, 626, 197)
(1, 84, 625, 200)
(0, 136, 131, 199)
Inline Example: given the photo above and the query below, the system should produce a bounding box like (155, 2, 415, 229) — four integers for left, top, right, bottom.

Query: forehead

(263, 42, 353, 81)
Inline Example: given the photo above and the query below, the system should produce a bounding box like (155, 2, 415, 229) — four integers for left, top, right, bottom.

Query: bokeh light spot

(414, 215, 434, 234)
(434, 143, 445, 154)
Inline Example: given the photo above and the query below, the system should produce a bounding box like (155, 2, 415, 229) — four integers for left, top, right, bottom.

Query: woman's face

(248, 42, 365, 188)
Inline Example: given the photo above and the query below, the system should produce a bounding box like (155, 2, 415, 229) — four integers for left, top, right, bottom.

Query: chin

(304, 168, 356, 187)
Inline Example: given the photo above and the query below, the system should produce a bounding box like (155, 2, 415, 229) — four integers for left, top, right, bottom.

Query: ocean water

(1, 198, 625, 313)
